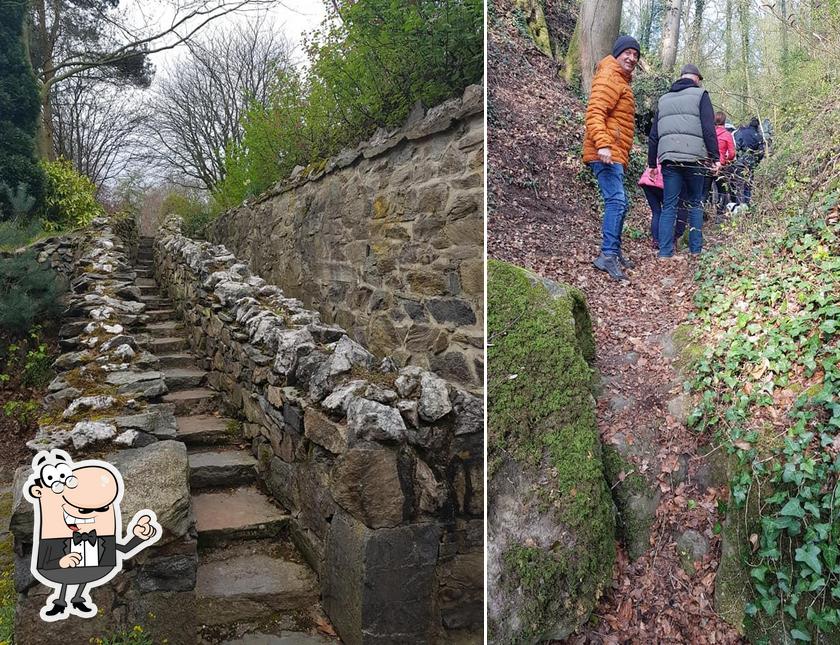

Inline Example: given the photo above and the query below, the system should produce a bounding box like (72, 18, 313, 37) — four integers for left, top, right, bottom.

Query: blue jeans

(660, 163, 706, 256)
(589, 162, 628, 256)
(642, 184, 689, 247)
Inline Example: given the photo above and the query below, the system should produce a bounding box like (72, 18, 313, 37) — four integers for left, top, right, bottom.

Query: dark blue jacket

(734, 125, 765, 166)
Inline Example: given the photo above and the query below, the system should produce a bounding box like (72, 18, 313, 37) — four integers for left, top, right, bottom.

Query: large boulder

(487, 260, 614, 643)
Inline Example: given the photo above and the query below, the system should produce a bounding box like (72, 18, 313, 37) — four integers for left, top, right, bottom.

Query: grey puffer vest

(656, 86, 707, 163)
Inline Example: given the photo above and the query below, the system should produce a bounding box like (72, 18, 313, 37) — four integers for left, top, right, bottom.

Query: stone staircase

(134, 238, 333, 644)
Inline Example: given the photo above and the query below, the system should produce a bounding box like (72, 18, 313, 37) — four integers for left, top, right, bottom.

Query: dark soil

(488, 3, 745, 642)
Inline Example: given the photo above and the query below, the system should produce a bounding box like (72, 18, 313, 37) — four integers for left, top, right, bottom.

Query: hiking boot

(593, 254, 627, 281)
(618, 253, 635, 269)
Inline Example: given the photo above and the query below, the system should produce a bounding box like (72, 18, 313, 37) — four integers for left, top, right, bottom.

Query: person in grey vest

(647, 64, 720, 257)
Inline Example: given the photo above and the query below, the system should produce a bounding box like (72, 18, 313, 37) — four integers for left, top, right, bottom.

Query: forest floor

(488, 12, 746, 644)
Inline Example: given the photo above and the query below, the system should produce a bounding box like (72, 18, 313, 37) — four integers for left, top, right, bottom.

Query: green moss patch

(488, 260, 614, 642)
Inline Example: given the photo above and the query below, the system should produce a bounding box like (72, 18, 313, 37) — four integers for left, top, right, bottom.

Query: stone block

(330, 449, 404, 529)
(304, 407, 348, 454)
(323, 510, 442, 645)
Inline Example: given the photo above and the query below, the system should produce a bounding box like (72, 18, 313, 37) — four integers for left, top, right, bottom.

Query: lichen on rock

(487, 260, 614, 643)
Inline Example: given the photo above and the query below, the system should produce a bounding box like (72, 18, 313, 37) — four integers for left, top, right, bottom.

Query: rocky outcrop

(487, 260, 614, 643)
(25, 217, 172, 455)
(209, 84, 484, 388)
(9, 218, 196, 645)
(155, 219, 484, 642)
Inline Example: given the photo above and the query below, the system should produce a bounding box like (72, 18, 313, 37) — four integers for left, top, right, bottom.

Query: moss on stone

(488, 260, 614, 642)
(349, 365, 397, 389)
(672, 323, 703, 371)
(602, 444, 657, 560)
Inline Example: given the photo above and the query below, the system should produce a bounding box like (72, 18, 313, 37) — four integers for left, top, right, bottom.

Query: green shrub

(213, 0, 483, 209)
(307, 0, 483, 134)
(0, 1, 45, 221)
(0, 217, 49, 251)
(40, 158, 104, 231)
(0, 251, 65, 337)
(160, 192, 213, 239)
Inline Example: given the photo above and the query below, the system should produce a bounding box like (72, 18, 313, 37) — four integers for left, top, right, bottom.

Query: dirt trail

(488, 13, 745, 643)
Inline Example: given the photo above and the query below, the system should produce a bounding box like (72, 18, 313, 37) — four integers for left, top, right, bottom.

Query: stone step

(138, 283, 158, 293)
(140, 295, 168, 305)
(177, 415, 237, 446)
(136, 277, 158, 288)
(163, 366, 207, 389)
(145, 321, 183, 337)
(162, 387, 217, 415)
(157, 352, 197, 369)
(192, 487, 288, 547)
(148, 335, 189, 353)
(145, 309, 177, 323)
(195, 540, 319, 627)
(189, 448, 257, 489)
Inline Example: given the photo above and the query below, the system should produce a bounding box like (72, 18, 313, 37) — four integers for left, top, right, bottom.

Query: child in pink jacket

(714, 111, 737, 212)
(640, 163, 688, 249)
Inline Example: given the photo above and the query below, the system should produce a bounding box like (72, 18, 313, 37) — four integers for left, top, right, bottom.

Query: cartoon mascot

(23, 449, 161, 621)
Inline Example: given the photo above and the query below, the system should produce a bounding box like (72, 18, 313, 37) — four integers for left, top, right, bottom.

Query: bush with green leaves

(0, 217, 50, 251)
(213, 0, 482, 211)
(0, 251, 65, 337)
(159, 192, 213, 239)
(307, 0, 482, 135)
(40, 158, 104, 231)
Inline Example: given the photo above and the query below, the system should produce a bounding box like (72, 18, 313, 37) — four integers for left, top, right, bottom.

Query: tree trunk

(660, 0, 685, 73)
(724, 0, 732, 73)
(639, 0, 655, 50)
(687, 0, 705, 62)
(564, 21, 581, 84)
(578, 0, 622, 96)
(33, 0, 57, 160)
(778, 0, 788, 63)
(738, 0, 750, 117)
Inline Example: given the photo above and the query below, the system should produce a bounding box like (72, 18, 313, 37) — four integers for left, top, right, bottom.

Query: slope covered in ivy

(687, 87, 840, 642)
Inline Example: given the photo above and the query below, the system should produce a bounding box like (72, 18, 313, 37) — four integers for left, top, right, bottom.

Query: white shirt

(69, 534, 100, 566)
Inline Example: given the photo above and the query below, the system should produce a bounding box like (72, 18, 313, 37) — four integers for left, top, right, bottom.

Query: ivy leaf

(795, 544, 823, 576)
(790, 628, 811, 641)
(780, 498, 806, 518)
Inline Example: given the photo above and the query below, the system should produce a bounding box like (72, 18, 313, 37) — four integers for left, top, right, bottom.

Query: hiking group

(584, 36, 767, 281)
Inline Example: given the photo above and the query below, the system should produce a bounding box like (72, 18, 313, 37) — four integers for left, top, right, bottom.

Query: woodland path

(490, 204, 745, 643)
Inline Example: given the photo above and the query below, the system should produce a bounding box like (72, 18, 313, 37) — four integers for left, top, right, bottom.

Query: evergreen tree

(0, 0, 44, 220)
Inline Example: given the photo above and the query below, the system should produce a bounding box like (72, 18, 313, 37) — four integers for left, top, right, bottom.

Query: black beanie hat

(612, 35, 641, 59)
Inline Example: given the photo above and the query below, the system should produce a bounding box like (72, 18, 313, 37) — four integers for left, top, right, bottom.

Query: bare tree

(660, 0, 685, 71)
(141, 17, 295, 191)
(51, 76, 147, 189)
(28, 0, 282, 159)
(578, 0, 623, 95)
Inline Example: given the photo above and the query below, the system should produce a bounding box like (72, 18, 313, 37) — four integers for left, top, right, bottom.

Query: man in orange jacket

(583, 35, 640, 281)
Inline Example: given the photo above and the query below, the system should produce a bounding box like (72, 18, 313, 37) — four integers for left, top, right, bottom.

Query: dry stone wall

(155, 219, 484, 642)
(210, 84, 484, 389)
(10, 218, 195, 645)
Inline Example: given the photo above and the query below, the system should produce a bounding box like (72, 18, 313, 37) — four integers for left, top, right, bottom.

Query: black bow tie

(72, 530, 97, 546)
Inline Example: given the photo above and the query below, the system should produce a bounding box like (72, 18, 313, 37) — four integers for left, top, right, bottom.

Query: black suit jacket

(36, 534, 143, 570)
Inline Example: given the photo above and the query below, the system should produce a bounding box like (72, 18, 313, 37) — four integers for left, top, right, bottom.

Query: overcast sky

(146, 0, 328, 74)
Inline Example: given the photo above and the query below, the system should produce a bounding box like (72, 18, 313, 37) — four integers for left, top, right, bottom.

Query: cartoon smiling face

(29, 464, 120, 539)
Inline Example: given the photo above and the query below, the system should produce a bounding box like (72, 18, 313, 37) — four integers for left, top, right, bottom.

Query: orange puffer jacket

(582, 56, 636, 167)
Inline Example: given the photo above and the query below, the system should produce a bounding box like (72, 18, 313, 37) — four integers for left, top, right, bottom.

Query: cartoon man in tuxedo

(23, 449, 161, 621)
